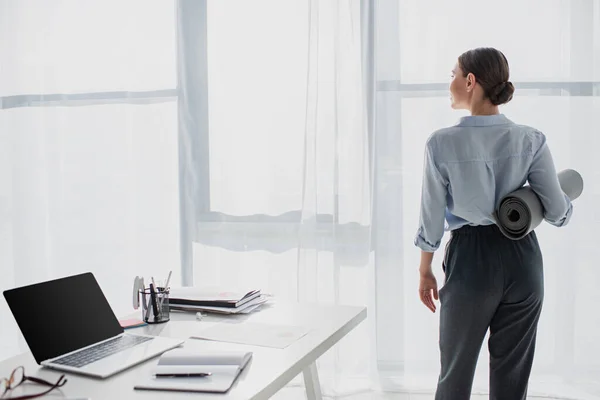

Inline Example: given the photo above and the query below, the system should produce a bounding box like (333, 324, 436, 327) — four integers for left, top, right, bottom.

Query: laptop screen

(3, 272, 124, 364)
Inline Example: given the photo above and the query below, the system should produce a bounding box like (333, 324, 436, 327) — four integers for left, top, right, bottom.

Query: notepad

(134, 348, 252, 393)
(119, 318, 147, 329)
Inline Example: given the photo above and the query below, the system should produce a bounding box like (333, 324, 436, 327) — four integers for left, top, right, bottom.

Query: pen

(155, 373, 212, 378)
(157, 270, 173, 310)
(149, 283, 159, 321)
(164, 270, 172, 290)
(140, 277, 147, 310)
(144, 285, 152, 322)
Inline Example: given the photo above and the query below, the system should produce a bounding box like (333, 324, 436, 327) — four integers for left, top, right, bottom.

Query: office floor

(271, 389, 431, 399)
(272, 387, 600, 400)
(272, 391, 432, 400)
(272, 389, 559, 399)
(269, 370, 600, 400)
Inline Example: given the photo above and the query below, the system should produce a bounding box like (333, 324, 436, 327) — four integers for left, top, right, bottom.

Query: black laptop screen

(3, 272, 124, 364)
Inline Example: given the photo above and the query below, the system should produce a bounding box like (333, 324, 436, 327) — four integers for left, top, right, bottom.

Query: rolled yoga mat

(495, 169, 583, 240)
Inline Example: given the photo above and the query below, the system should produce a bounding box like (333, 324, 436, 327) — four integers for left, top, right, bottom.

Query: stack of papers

(169, 287, 269, 314)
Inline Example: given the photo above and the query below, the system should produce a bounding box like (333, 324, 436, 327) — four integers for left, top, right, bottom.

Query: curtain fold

(297, 0, 374, 394)
(0, 0, 181, 361)
(190, 0, 376, 395)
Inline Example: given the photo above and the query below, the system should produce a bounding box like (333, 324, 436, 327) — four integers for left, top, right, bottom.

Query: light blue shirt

(414, 114, 573, 252)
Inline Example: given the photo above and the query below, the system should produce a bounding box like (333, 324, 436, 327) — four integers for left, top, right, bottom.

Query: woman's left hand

(419, 269, 439, 313)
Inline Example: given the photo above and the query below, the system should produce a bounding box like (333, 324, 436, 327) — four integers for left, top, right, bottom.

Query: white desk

(0, 302, 366, 400)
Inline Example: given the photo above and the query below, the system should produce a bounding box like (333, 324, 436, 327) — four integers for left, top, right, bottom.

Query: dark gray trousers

(435, 224, 544, 400)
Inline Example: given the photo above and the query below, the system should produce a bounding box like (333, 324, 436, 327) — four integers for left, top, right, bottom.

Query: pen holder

(140, 287, 170, 324)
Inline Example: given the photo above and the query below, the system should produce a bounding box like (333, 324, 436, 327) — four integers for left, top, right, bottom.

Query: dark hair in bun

(488, 81, 515, 106)
(458, 47, 515, 106)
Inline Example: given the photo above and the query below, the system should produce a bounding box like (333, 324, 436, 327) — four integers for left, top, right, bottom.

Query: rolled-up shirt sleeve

(527, 132, 573, 227)
(414, 140, 448, 252)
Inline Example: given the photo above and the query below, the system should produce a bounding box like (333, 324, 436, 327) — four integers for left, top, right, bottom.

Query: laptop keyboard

(52, 335, 153, 368)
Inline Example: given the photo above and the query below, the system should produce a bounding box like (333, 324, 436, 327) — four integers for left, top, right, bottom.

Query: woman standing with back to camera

(414, 47, 573, 399)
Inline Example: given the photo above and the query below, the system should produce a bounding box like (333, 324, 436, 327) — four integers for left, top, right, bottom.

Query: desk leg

(302, 362, 323, 400)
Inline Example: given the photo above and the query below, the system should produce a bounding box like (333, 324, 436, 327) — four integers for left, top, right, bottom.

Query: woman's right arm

(527, 131, 573, 227)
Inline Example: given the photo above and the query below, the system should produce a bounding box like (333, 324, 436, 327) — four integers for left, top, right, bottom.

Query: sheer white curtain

(188, 0, 600, 397)
(185, 0, 376, 395)
(3, 0, 600, 398)
(0, 0, 180, 360)
(376, 0, 600, 397)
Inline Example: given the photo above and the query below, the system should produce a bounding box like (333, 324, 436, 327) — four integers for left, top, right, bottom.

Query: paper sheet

(158, 321, 219, 340)
(192, 322, 311, 349)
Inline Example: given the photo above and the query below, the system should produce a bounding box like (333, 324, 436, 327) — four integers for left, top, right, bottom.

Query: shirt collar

(456, 114, 512, 127)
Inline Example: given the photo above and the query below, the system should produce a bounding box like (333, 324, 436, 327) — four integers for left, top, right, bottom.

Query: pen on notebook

(155, 373, 212, 378)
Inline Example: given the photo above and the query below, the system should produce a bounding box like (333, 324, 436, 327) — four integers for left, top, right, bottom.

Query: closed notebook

(169, 287, 261, 308)
(169, 295, 269, 315)
(134, 348, 253, 393)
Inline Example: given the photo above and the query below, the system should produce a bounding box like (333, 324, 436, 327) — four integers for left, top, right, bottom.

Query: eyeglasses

(1, 366, 67, 400)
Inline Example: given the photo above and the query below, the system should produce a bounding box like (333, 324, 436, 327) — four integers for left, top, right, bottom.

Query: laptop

(3, 272, 184, 378)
